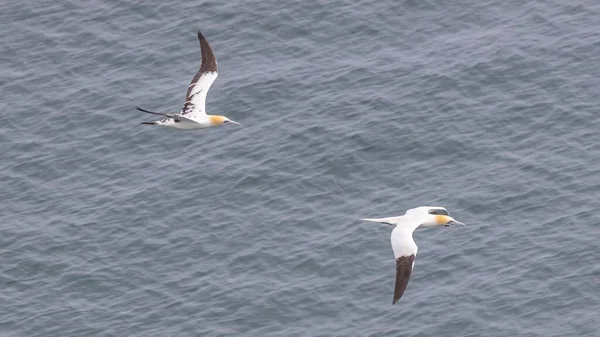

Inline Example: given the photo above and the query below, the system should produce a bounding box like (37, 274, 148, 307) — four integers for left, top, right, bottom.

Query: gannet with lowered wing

(361, 206, 465, 304)
(137, 31, 240, 129)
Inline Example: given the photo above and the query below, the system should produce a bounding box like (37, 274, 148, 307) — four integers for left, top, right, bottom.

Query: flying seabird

(361, 206, 465, 304)
(137, 31, 240, 129)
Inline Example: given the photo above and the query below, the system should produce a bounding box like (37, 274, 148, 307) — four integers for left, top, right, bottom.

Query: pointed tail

(360, 216, 404, 226)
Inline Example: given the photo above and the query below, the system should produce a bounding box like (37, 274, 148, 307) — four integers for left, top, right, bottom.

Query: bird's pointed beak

(229, 120, 241, 126)
(446, 220, 466, 227)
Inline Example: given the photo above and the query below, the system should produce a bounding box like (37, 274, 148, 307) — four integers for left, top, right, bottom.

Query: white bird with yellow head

(137, 31, 240, 129)
(361, 206, 465, 304)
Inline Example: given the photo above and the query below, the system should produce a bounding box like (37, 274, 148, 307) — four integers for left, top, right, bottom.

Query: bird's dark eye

(428, 209, 449, 216)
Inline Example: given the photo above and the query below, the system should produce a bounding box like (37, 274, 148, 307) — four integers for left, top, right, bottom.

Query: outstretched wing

(390, 226, 418, 304)
(180, 31, 218, 117)
(393, 254, 416, 304)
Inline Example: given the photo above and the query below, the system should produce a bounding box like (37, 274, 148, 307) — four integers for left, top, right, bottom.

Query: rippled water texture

(1, 0, 599, 336)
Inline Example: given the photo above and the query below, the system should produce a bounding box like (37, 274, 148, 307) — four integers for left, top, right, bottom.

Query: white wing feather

(391, 226, 418, 260)
(180, 31, 218, 118)
(181, 72, 218, 117)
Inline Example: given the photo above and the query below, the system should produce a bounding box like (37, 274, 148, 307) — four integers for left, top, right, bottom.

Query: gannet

(361, 206, 465, 304)
(137, 31, 240, 129)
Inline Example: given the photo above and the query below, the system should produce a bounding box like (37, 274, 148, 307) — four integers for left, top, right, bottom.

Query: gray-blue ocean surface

(1, 0, 599, 335)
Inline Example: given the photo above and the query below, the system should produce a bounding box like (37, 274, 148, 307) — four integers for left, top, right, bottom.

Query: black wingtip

(197, 30, 205, 40)
(141, 121, 157, 125)
(136, 106, 152, 114)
